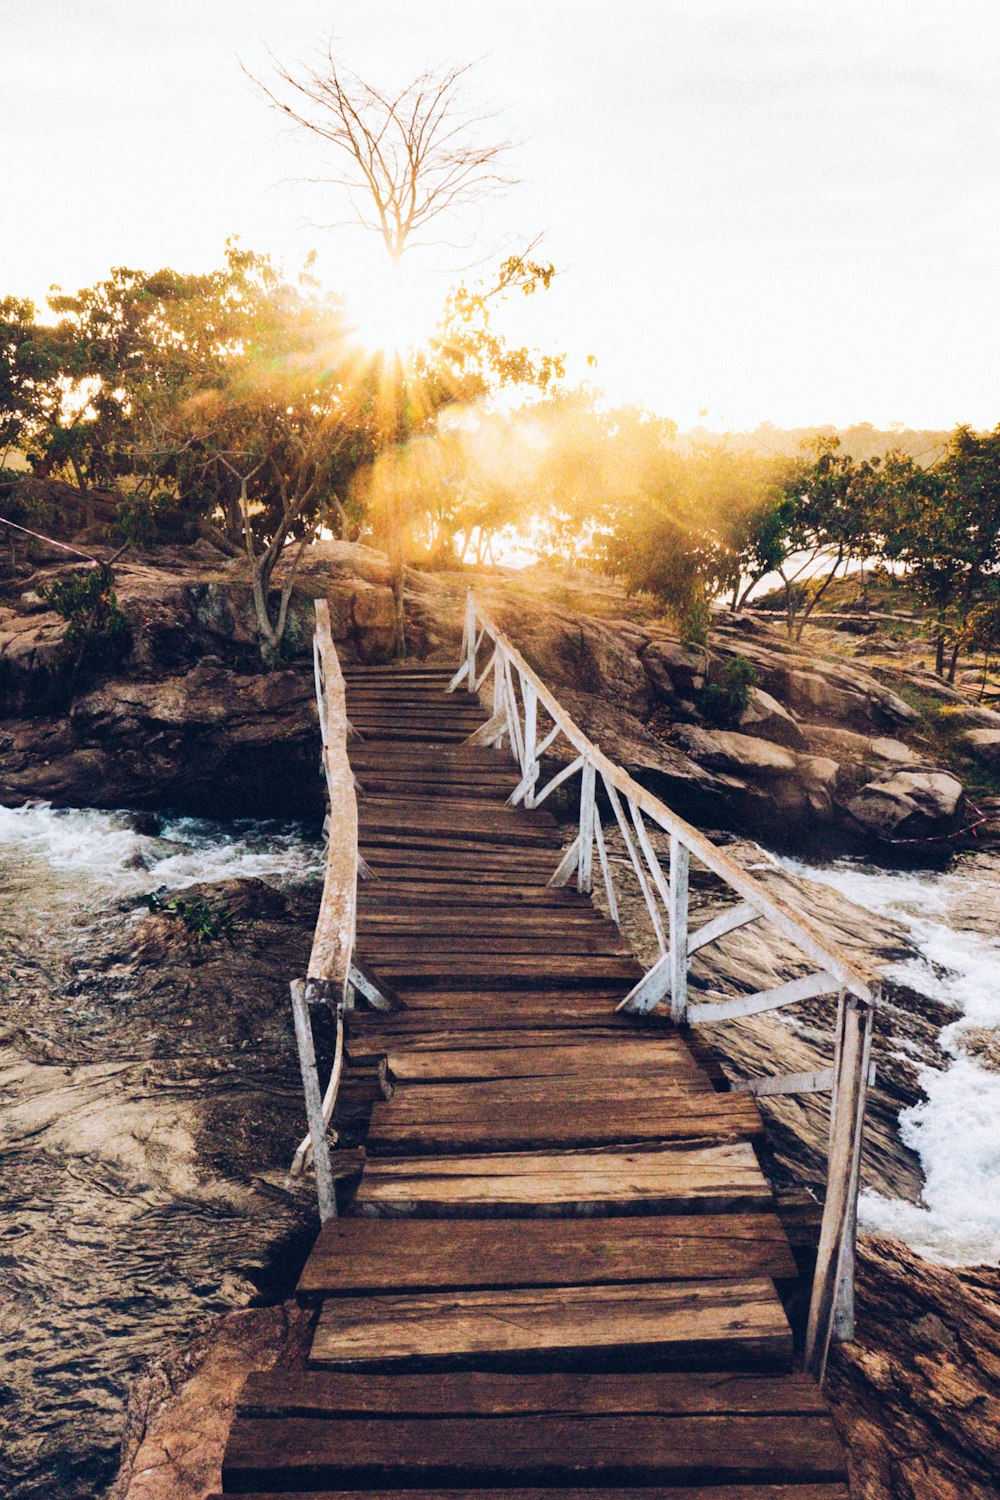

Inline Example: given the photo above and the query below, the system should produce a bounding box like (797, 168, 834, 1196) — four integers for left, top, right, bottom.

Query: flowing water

(783, 849, 1000, 1267)
(0, 805, 324, 1500)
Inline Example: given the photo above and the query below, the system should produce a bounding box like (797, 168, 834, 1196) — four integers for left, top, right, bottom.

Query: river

(0, 804, 324, 1500)
(0, 804, 997, 1497)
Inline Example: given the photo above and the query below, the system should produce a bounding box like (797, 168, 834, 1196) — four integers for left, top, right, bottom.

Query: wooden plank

(354, 1142, 774, 1217)
(384, 1038, 702, 1081)
(369, 955, 641, 981)
(366, 1096, 762, 1155)
(376, 1075, 719, 1113)
(217, 1487, 849, 1500)
(308, 1278, 793, 1372)
(357, 884, 581, 906)
(237, 1366, 829, 1418)
(222, 1411, 846, 1489)
(346, 1025, 639, 1063)
(358, 911, 619, 933)
(361, 932, 633, 958)
(297, 1214, 797, 1299)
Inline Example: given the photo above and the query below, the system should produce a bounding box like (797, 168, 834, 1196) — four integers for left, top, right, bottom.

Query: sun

(345, 260, 441, 358)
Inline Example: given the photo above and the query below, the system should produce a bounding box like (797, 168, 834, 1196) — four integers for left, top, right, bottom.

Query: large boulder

(639, 636, 709, 700)
(672, 724, 840, 825)
(846, 769, 966, 843)
(961, 728, 1000, 772)
(737, 687, 805, 748)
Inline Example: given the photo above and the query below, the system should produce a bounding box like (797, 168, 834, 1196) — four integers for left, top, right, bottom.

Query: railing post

(578, 758, 596, 893)
(804, 989, 874, 1379)
(289, 980, 336, 1223)
(464, 590, 476, 694)
(669, 836, 690, 1023)
(522, 680, 538, 808)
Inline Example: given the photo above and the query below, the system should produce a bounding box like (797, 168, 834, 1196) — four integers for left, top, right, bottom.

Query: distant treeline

(677, 423, 950, 465)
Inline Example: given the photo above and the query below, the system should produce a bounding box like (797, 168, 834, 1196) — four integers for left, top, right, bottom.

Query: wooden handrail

(451, 589, 877, 1380)
(453, 593, 876, 1001)
(306, 599, 359, 1006)
(286, 599, 360, 1221)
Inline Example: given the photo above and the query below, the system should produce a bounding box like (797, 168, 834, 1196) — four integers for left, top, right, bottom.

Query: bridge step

(353, 1142, 773, 1218)
(307, 1278, 794, 1373)
(296, 1215, 796, 1300)
(222, 1410, 844, 1491)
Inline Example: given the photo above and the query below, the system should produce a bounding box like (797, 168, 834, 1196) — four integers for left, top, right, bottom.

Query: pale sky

(2, 0, 999, 430)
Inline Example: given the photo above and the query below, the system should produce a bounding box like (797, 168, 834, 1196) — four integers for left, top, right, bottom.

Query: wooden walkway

(217, 664, 850, 1498)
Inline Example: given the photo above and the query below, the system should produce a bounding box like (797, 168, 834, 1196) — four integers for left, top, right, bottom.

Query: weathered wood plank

(366, 1095, 762, 1155)
(384, 1037, 701, 1081)
(222, 1411, 845, 1489)
(216, 1487, 849, 1500)
(354, 1142, 774, 1217)
(308, 1278, 793, 1371)
(296, 1215, 796, 1299)
(237, 1366, 829, 1418)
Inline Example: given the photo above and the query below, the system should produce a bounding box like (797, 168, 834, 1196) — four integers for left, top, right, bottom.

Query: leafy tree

(882, 427, 1000, 680)
(773, 437, 886, 640)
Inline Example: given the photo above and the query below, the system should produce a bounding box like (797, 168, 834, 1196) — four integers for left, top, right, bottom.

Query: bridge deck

(218, 665, 849, 1498)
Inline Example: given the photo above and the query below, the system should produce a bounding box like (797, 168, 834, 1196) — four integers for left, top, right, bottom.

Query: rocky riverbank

(2, 540, 998, 849)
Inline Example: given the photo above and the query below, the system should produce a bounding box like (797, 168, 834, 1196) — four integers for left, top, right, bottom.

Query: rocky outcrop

(829, 1238, 1000, 1500)
(847, 769, 967, 843)
(0, 661, 323, 817)
(962, 728, 1000, 772)
(0, 543, 981, 847)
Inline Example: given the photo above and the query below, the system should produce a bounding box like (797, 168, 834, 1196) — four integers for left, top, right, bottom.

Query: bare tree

(252, 50, 516, 265)
(251, 48, 520, 654)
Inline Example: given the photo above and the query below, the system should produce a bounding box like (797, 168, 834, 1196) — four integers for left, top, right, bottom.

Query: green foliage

(38, 565, 131, 673)
(143, 891, 234, 943)
(699, 654, 760, 727)
(115, 489, 200, 548)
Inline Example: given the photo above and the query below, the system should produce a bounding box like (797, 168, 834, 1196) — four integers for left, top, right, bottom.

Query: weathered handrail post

(463, 589, 477, 695)
(289, 980, 337, 1222)
(288, 598, 361, 1217)
(669, 835, 690, 1023)
(804, 989, 875, 1377)
(522, 679, 539, 808)
(577, 758, 597, 893)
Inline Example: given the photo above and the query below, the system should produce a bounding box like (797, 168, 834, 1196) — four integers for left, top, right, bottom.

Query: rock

(945, 703, 1000, 731)
(828, 1238, 1000, 1500)
(110, 1302, 313, 1500)
(737, 686, 805, 747)
(805, 725, 917, 767)
(0, 663, 322, 818)
(16, 590, 49, 614)
(961, 728, 1000, 771)
(352, 582, 396, 629)
(671, 724, 840, 826)
(847, 770, 967, 842)
(640, 635, 709, 698)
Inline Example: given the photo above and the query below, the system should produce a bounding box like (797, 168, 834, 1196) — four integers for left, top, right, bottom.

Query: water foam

(784, 853, 1000, 1266)
(0, 801, 325, 902)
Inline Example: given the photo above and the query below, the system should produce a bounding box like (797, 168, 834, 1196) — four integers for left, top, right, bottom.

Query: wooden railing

(286, 599, 359, 1223)
(449, 590, 878, 1380)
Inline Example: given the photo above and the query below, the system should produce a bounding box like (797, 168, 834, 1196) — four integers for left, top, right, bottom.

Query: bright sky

(3, 0, 999, 431)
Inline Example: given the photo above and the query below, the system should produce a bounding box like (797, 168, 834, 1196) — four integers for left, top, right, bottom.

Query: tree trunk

(935, 632, 946, 678)
(946, 637, 961, 685)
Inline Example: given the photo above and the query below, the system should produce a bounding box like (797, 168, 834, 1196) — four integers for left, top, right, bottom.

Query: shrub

(699, 653, 760, 728)
(38, 564, 131, 673)
(144, 891, 234, 943)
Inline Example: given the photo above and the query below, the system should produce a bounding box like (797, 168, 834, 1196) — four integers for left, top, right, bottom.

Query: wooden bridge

(215, 593, 879, 1497)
